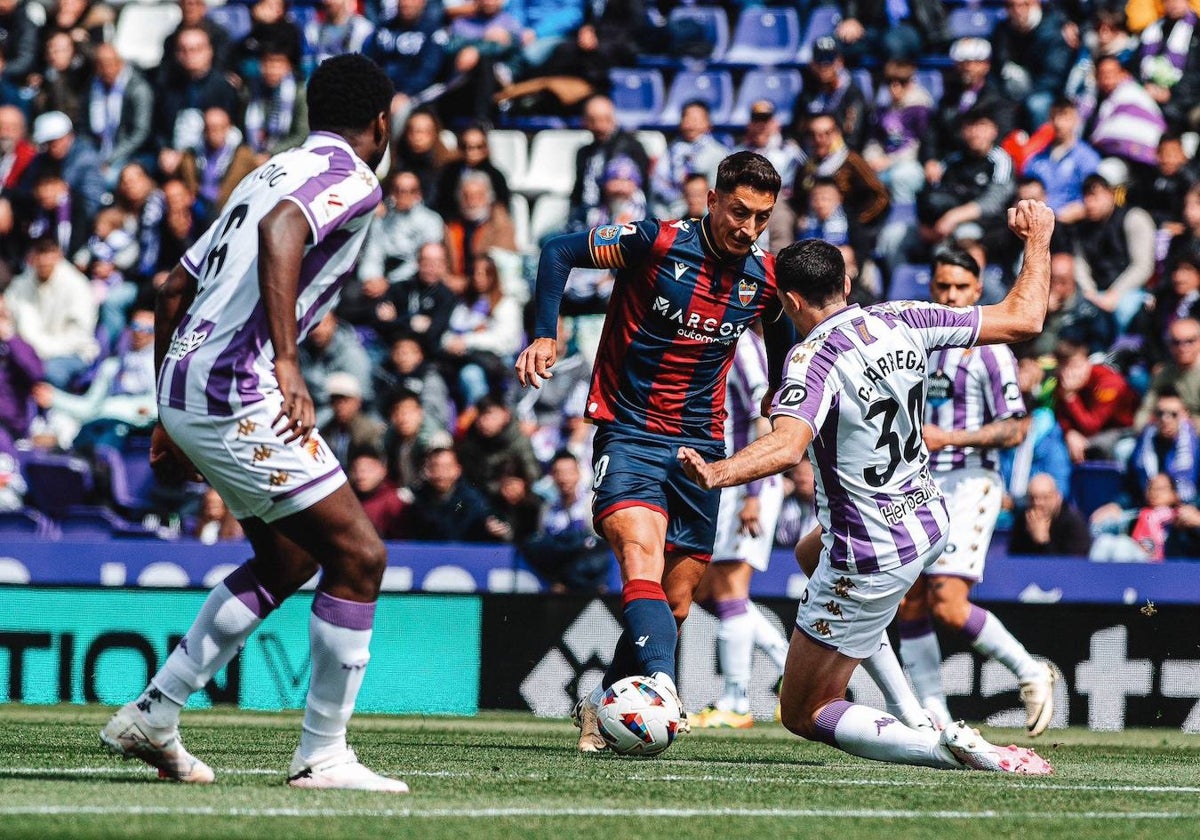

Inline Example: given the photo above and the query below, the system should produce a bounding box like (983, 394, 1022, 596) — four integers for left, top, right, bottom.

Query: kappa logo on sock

(875, 715, 897, 735)
(634, 635, 650, 647)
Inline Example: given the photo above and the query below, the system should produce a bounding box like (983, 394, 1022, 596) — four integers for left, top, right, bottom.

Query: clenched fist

(1007, 199, 1055, 242)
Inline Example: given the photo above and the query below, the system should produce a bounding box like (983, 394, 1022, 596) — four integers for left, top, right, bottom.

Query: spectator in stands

(682, 172, 708, 219)
(1130, 133, 1199, 230)
(1151, 250, 1200, 355)
(155, 177, 197, 276)
(1087, 54, 1167, 176)
(443, 171, 516, 279)
(373, 334, 451, 431)
(46, 0, 115, 61)
(242, 47, 307, 162)
(439, 253, 522, 406)
(363, 0, 447, 120)
(1074, 172, 1157, 331)
(306, 0, 376, 66)
(37, 302, 158, 444)
(406, 446, 497, 541)
(154, 27, 241, 174)
(650, 100, 728, 219)
(0, 105, 34, 191)
(797, 177, 850, 247)
(1136, 317, 1200, 427)
(774, 458, 818, 548)
(0, 0, 40, 86)
(382, 388, 453, 490)
(320, 371, 387, 470)
(1137, 0, 1200, 131)
(34, 31, 93, 129)
(435, 125, 511, 222)
(1008, 472, 1092, 556)
(921, 37, 1017, 181)
(506, 0, 584, 80)
(75, 210, 139, 343)
(85, 44, 153, 190)
(1020, 251, 1114, 357)
(1166, 182, 1200, 272)
(371, 240, 458, 353)
(536, 0, 646, 90)
(791, 112, 889, 264)
(989, 0, 1072, 130)
(570, 94, 650, 221)
(0, 295, 41, 457)
(512, 318, 589, 463)
(299, 311, 376, 428)
(349, 444, 409, 539)
(833, 0, 949, 66)
(999, 356, 1073, 505)
(112, 162, 170, 285)
(193, 486, 245, 545)
(177, 106, 257, 227)
(732, 100, 801, 249)
(161, 0, 234, 85)
(1128, 388, 1200, 504)
(20, 110, 107, 218)
(484, 458, 542, 544)
(457, 394, 539, 491)
(230, 0, 304, 82)
(1023, 98, 1101, 225)
(444, 0, 524, 121)
(794, 38, 871, 153)
(389, 107, 457, 207)
(864, 59, 933, 206)
(1053, 335, 1138, 463)
(24, 168, 91, 259)
(4, 236, 98, 389)
(522, 450, 611, 592)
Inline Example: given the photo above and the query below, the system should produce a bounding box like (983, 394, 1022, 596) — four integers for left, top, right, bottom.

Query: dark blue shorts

(591, 426, 724, 558)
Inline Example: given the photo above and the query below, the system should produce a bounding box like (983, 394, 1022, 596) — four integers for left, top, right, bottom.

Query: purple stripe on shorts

(813, 698, 854, 747)
(713, 597, 749, 620)
(312, 590, 377, 630)
(223, 562, 279, 618)
(274, 463, 344, 502)
(898, 617, 935, 639)
(962, 604, 989, 641)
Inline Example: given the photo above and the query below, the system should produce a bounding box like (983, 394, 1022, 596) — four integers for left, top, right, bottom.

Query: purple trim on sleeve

(181, 253, 201, 277)
(898, 617, 935, 639)
(312, 590, 377, 631)
(712, 597, 750, 620)
(223, 562, 279, 618)
(813, 698, 854, 747)
(962, 604, 989, 641)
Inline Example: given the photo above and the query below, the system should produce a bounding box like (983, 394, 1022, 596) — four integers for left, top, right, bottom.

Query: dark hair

(776, 239, 845, 305)
(932, 246, 981, 278)
(386, 388, 421, 413)
(1082, 173, 1113, 194)
(473, 394, 509, 414)
(961, 106, 996, 126)
(348, 442, 385, 462)
(1049, 97, 1075, 113)
(680, 99, 711, 117)
(550, 449, 577, 467)
(714, 151, 781, 195)
(1017, 174, 1046, 191)
(29, 235, 61, 253)
(1157, 384, 1181, 401)
(1160, 132, 1184, 146)
(810, 175, 841, 194)
(307, 53, 394, 134)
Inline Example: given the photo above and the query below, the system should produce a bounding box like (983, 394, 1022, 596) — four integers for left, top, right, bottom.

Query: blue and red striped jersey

(581, 217, 779, 444)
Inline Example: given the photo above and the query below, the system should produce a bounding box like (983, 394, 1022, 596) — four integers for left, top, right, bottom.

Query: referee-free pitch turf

(1, 706, 1197, 840)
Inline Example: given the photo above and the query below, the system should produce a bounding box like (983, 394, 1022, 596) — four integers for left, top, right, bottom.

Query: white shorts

(712, 475, 784, 571)
(797, 534, 947, 660)
(160, 393, 346, 524)
(924, 468, 1003, 582)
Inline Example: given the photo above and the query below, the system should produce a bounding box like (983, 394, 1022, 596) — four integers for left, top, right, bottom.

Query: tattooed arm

(923, 415, 1031, 452)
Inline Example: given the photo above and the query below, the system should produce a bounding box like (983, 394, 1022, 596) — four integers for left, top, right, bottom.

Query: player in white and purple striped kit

(897, 248, 1058, 737)
(100, 55, 410, 793)
(679, 200, 1056, 774)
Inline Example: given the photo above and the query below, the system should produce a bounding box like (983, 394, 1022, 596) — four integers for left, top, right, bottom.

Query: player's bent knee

(779, 704, 819, 740)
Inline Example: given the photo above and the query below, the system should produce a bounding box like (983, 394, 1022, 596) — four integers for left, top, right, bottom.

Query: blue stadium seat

(657, 69, 734, 127)
(915, 69, 944, 103)
(609, 68, 666, 130)
(0, 508, 55, 538)
(946, 7, 1005, 40)
(1070, 461, 1127, 519)
(94, 441, 158, 516)
(58, 505, 152, 539)
(729, 69, 803, 125)
(19, 451, 93, 519)
(207, 5, 252, 43)
(722, 6, 801, 66)
(889, 263, 931, 302)
(668, 5, 730, 63)
(797, 4, 843, 64)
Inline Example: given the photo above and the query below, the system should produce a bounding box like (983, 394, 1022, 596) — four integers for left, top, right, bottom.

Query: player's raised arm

(976, 199, 1056, 346)
(259, 200, 315, 443)
(679, 415, 813, 491)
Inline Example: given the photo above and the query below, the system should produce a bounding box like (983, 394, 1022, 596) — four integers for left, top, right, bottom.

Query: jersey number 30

(862, 383, 923, 488)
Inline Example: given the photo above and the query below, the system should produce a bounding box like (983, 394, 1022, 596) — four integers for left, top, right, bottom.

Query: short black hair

(550, 450, 577, 467)
(932, 246, 981, 278)
(810, 175, 841, 194)
(681, 99, 711, 117)
(961, 106, 996, 126)
(1157, 384, 1181, 401)
(715, 151, 781, 195)
(29, 235, 61, 254)
(386, 387, 421, 413)
(776, 239, 845, 306)
(1082, 173, 1113, 194)
(1017, 174, 1046, 192)
(307, 53, 394, 134)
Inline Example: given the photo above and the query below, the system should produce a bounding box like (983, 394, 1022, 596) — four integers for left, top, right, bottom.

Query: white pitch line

(0, 806, 1192, 820)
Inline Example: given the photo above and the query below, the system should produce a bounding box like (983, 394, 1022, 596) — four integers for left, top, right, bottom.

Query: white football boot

(100, 701, 214, 784)
(1019, 662, 1059, 737)
(287, 748, 409, 792)
(649, 672, 690, 734)
(939, 721, 1053, 775)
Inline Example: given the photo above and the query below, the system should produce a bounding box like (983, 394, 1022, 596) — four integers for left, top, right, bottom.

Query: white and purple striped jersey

(158, 132, 382, 417)
(925, 344, 1026, 473)
(724, 329, 781, 497)
(770, 301, 981, 574)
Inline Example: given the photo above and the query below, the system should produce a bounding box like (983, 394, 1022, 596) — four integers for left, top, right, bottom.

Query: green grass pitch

(1, 705, 1198, 839)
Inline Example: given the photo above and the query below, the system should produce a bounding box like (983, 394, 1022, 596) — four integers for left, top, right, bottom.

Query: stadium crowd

(3, 0, 1200, 577)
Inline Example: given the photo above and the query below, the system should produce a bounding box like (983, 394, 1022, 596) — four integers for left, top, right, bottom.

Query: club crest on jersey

(596, 225, 620, 241)
(738, 279, 757, 306)
(674, 261, 688, 281)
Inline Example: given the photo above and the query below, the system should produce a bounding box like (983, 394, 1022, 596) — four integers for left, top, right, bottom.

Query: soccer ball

(595, 676, 681, 757)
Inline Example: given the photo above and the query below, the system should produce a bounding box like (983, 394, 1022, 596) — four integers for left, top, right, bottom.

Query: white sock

(746, 601, 789, 675)
(300, 591, 375, 762)
(899, 626, 952, 725)
(715, 599, 753, 713)
(860, 633, 927, 729)
(964, 606, 1042, 683)
(814, 699, 959, 769)
(147, 564, 276, 728)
